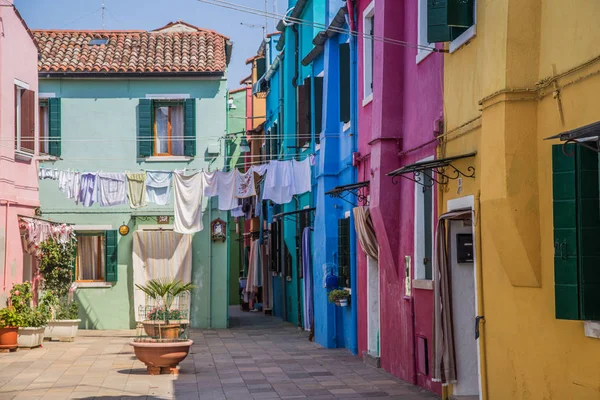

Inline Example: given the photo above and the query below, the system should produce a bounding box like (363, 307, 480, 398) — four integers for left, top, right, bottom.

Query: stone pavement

(0, 307, 440, 400)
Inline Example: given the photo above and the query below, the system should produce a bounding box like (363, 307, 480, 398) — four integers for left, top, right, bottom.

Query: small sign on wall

(157, 216, 170, 224)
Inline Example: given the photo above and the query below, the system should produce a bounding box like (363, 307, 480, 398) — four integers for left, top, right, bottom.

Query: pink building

(355, 0, 443, 394)
(0, 1, 40, 304)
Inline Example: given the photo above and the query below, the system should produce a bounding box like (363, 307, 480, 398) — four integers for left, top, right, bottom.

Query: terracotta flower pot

(130, 339, 193, 375)
(0, 327, 19, 350)
(142, 322, 181, 339)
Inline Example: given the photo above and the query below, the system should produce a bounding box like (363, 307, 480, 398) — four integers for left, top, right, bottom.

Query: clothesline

(38, 153, 315, 162)
(40, 157, 315, 235)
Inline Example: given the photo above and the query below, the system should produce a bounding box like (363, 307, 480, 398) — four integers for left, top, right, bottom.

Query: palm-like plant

(136, 278, 196, 323)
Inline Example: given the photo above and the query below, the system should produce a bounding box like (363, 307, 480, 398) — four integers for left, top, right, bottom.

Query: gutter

(38, 71, 225, 79)
(301, 6, 348, 66)
(276, 0, 309, 51)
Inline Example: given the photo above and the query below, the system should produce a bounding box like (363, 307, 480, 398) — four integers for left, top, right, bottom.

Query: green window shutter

(427, 0, 473, 43)
(576, 146, 600, 320)
(339, 43, 351, 123)
(256, 57, 266, 79)
(138, 99, 153, 157)
(184, 98, 196, 157)
(48, 98, 61, 157)
(314, 77, 324, 144)
(338, 218, 351, 287)
(552, 144, 580, 320)
(104, 230, 118, 283)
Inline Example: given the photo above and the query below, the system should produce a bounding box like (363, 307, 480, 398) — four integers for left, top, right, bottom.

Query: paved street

(0, 308, 439, 400)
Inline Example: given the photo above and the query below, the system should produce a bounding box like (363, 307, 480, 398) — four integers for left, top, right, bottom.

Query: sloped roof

(33, 21, 230, 76)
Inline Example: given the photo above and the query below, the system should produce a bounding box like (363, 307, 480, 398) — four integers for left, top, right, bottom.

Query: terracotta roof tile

(33, 23, 228, 75)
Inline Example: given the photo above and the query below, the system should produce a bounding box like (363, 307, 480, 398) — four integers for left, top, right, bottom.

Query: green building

(34, 22, 232, 330)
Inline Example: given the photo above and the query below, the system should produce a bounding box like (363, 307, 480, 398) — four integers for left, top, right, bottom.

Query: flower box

(18, 327, 45, 348)
(44, 319, 80, 342)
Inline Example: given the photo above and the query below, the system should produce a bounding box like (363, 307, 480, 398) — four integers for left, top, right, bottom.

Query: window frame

(414, 157, 435, 282)
(14, 82, 36, 156)
(153, 101, 184, 157)
(416, 0, 434, 64)
(39, 100, 49, 155)
(75, 232, 105, 283)
(362, 1, 375, 106)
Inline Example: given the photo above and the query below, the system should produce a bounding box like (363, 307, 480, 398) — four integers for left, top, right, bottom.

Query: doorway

(367, 256, 380, 357)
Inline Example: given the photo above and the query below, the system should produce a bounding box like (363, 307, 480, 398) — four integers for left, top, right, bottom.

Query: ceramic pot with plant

(11, 282, 48, 348)
(136, 278, 195, 339)
(0, 307, 24, 350)
(328, 289, 350, 307)
(41, 291, 80, 342)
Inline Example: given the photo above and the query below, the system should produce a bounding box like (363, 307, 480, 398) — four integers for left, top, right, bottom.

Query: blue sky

(15, 0, 288, 89)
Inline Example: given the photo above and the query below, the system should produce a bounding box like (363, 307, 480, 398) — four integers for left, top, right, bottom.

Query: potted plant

(38, 239, 81, 341)
(328, 289, 350, 307)
(136, 278, 195, 339)
(10, 282, 48, 348)
(0, 307, 23, 351)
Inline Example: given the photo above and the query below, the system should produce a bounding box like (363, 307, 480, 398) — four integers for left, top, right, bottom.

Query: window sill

(343, 121, 352, 132)
(38, 155, 60, 162)
(449, 25, 477, 54)
(362, 93, 373, 107)
(584, 321, 600, 339)
(416, 48, 434, 64)
(143, 156, 193, 162)
(74, 281, 114, 288)
(413, 279, 433, 290)
(15, 150, 34, 163)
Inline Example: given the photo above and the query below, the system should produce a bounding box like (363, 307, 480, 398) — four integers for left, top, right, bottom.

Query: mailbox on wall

(456, 233, 474, 263)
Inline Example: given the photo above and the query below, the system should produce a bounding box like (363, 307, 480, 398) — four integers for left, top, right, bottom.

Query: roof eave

(38, 71, 225, 78)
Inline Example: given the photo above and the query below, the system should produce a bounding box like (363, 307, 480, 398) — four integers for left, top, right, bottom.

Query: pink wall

(0, 2, 40, 303)
(355, 0, 442, 394)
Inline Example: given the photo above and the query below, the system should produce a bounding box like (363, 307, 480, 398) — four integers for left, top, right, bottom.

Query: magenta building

(355, 0, 443, 394)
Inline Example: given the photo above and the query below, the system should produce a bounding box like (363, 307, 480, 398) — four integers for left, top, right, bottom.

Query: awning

(387, 152, 477, 187)
(325, 181, 369, 206)
(544, 120, 600, 153)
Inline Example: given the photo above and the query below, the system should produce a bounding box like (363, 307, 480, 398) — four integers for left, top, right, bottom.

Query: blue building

(260, 0, 358, 353)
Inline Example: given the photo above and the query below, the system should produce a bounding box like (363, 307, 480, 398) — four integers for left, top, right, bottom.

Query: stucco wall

(38, 78, 229, 330)
(0, 3, 40, 303)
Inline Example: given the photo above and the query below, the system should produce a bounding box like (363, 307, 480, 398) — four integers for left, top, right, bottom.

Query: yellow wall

(442, 0, 600, 399)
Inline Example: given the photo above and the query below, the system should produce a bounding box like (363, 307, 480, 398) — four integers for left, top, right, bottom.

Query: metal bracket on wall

(387, 152, 477, 188)
(325, 181, 370, 207)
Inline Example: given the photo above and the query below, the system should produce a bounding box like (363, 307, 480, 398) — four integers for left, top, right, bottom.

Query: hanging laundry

(235, 169, 256, 198)
(79, 172, 98, 207)
(231, 206, 244, 218)
(98, 173, 127, 207)
(216, 170, 237, 210)
(145, 171, 172, 206)
(251, 163, 268, 176)
(126, 172, 147, 209)
(72, 171, 81, 205)
(262, 160, 295, 204)
(173, 171, 204, 234)
(202, 170, 219, 197)
(292, 157, 312, 195)
(39, 167, 58, 180)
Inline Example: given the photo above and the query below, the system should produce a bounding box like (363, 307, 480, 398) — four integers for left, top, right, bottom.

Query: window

(314, 77, 324, 145)
(39, 101, 49, 155)
(74, 230, 118, 283)
(338, 217, 351, 287)
(15, 85, 35, 154)
(89, 38, 109, 46)
(297, 79, 311, 148)
(138, 99, 196, 158)
(427, 0, 476, 53)
(154, 103, 184, 156)
(363, 2, 375, 104)
(417, 0, 433, 63)
(76, 234, 105, 281)
(339, 43, 351, 123)
(552, 143, 600, 321)
(414, 165, 434, 280)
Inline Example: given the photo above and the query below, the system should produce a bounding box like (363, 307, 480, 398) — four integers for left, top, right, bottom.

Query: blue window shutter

(104, 230, 118, 283)
(184, 98, 196, 157)
(48, 98, 61, 157)
(339, 43, 351, 124)
(138, 99, 153, 157)
(314, 77, 324, 145)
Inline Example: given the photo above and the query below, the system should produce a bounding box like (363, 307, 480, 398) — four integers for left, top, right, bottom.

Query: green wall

(39, 78, 229, 329)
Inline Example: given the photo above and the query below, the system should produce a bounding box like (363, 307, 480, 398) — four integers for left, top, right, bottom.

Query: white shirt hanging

(234, 169, 256, 198)
(292, 157, 312, 195)
(262, 160, 295, 204)
(216, 170, 238, 210)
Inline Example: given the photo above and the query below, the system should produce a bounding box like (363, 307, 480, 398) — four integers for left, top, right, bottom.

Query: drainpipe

(294, 196, 302, 329)
(475, 190, 489, 400)
(280, 206, 287, 322)
(208, 197, 213, 328)
(2, 201, 11, 292)
(292, 24, 300, 89)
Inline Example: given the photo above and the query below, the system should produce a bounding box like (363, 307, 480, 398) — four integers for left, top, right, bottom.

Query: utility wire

(198, 0, 445, 53)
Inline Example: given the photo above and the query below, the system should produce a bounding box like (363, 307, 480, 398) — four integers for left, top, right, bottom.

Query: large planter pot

(18, 327, 45, 348)
(0, 327, 18, 350)
(142, 320, 187, 339)
(130, 339, 193, 375)
(44, 319, 80, 342)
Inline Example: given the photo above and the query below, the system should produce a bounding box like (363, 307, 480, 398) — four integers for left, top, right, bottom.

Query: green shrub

(39, 239, 75, 298)
(328, 289, 350, 303)
(0, 307, 23, 328)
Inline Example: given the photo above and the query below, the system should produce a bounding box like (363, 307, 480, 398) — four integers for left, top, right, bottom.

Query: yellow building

(428, 0, 600, 399)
